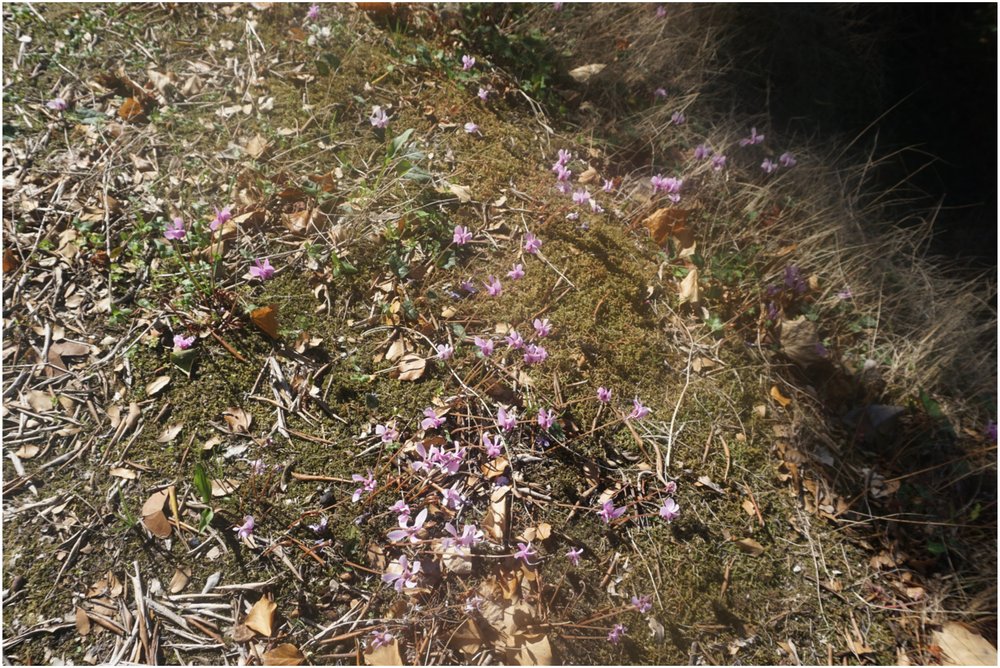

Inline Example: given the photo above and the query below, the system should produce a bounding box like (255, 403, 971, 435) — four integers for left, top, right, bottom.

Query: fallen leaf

(15, 444, 39, 459)
(450, 618, 485, 658)
(145, 375, 171, 396)
(251, 304, 280, 339)
(578, 166, 600, 184)
(447, 183, 473, 203)
(733, 537, 764, 556)
(933, 622, 996, 666)
(513, 633, 554, 666)
(741, 498, 757, 517)
(568, 63, 606, 82)
(263, 643, 306, 666)
(643, 207, 692, 247)
(157, 423, 183, 443)
(109, 467, 138, 480)
(244, 596, 277, 637)
(169, 567, 191, 594)
(140, 489, 172, 539)
(679, 267, 699, 305)
(770, 385, 792, 408)
(364, 637, 403, 665)
(483, 485, 511, 541)
(385, 338, 406, 363)
(231, 623, 255, 643)
(244, 134, 269, 159)
(223, 407, 252, 433)
(75, 607, 91, 636)
(779, 317, 825, 367)
(118, 96, 145, 121)
(3, 248, 20, 273)
(695, 475, 725, 494)
(397, 354, 426, 382)
(211, 478, 241, 497)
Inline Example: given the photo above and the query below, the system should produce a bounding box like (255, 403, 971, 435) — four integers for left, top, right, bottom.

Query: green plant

(192, 462, 214, 532)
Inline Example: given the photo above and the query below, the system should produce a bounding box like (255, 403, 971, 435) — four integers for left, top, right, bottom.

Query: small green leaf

(171, 348, 196, 378)
(193, 463, 212, 504)
(198, 507, 214, 533)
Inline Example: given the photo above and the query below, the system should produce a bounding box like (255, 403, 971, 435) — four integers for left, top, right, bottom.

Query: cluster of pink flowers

(651, 174, 683, 203)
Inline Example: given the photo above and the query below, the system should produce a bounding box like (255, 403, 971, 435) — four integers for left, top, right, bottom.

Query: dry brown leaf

(263, 643, 306, 666)
(934, 622, 996, 666)
(245, 134, 269, 159)
(448, 183, 473, 203)
(251, 304, 280, 339)
(450, 618, 485, 658)
(169, 567, 191, 594)
(397, 354, 426, 382)
(3, 248, 21, 273)
(118, 96, 145, 121)
(141, 489, 172, 539)
(578, 166, 600, 184)
(483, 485, 511, 541)
(231, 623, 255, 643)
(741, 498, 757, 517)
(223, 407, 252, 433)
(733, 537, 764, 556)
(513, 633, 554, 666)
(145, 375, 171, 396)
(770, 385, 792, 408)
(25, 390, 53, 412)
(779, 317, 825, 367)
(568, 63, 606, 82)
(157, 423, 183, 443)
(679, 267, 699, 305)
(211, 478, 240, 497)
(15, 444, 39, 459)
(245, 596, 277, 637)
(364, 637, 404, 665)
(385, 338, 406, 363)
(482, 455, 509, 480)
(75, 607, 91, 636)
(109, 467, 138, 480)
(642, 207, 692, 247)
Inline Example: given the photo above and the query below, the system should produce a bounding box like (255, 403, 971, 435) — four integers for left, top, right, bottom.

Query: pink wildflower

(249, 257, 275, 281)
(164, 217, 186, 241)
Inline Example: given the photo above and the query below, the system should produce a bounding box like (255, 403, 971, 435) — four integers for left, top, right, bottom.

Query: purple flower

(306, 4, 319, 20)
(554, 164, 572, 182)
(659, 497, 680, 522)
(474, 336, 495, 357)
(250, 459, 267, 475)
(986, 420, 997, 443)
(779, 151, 797, 167)
(514, 541, 537, 565)
(555, 181, 572, 195)
(507, 263, 525, 280)
(784, 265, 807, 294)
(694, 144, 712, 160)
(462, 54, 476, 70)
(437, 343, 454, 360)
(629, 398, 650, 420)
(421, 407, 445, 431)
(441, 483, 466, 511)
(235, 515, 255, 539)
(523, 344, 548, 365)
(654, 87, 668, 100)
(505, 329, 524, 349)
(390, 499, 411, 521)
(464, 121, 481, 135)
(655, 4, 666, 17)
(369, 105, 389, 129)
(836, 287, 853, 300)
(711, 154, 727, 171)
(477, 87, 490, 101)
(533, 318, 552, 338)
(46, 97, 68, 111)
(651, 175, 683, 200)
(597, 386, 612, 403)
(572, 189, 591, 205)
(376, 423, 399, 443)
(553, 1, 563, 10)
(210, 206, 232, 231)
(351, 470, 376, 503)
(484, 275, 502, 296)
(523, 232, 542, 254)
(608, 623, 626, 644)
(444, 522, 483, 549)
(761, 158, 778, 174)
(382, 555, 420, 592)
(173, 334, 195, 350)
(537, 408, 556, 430)
(556, 148, 572, 165)
(461, 279, 477, 294)
(308, 515, 328, 535)
(387, 507, 428, 543)
(453, 225, 472, 245)
(602, 178, 614, 193)
(164, 217, 186, 241)
(589, 199, 605, 214)
(671, 111, 686, 125)
(598, 500, 626, 524)
(249, 257, 275, 281)
(631, 594, 652, 613)
(483, 432, 503, 458)
(370, 630, 393, 650)
(497, 407, 516, 431)
(663, 481, 677, 495)
(739, 126, 765, 147)
(566, 546, 583, 566)
(411, 442, 441, 473)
